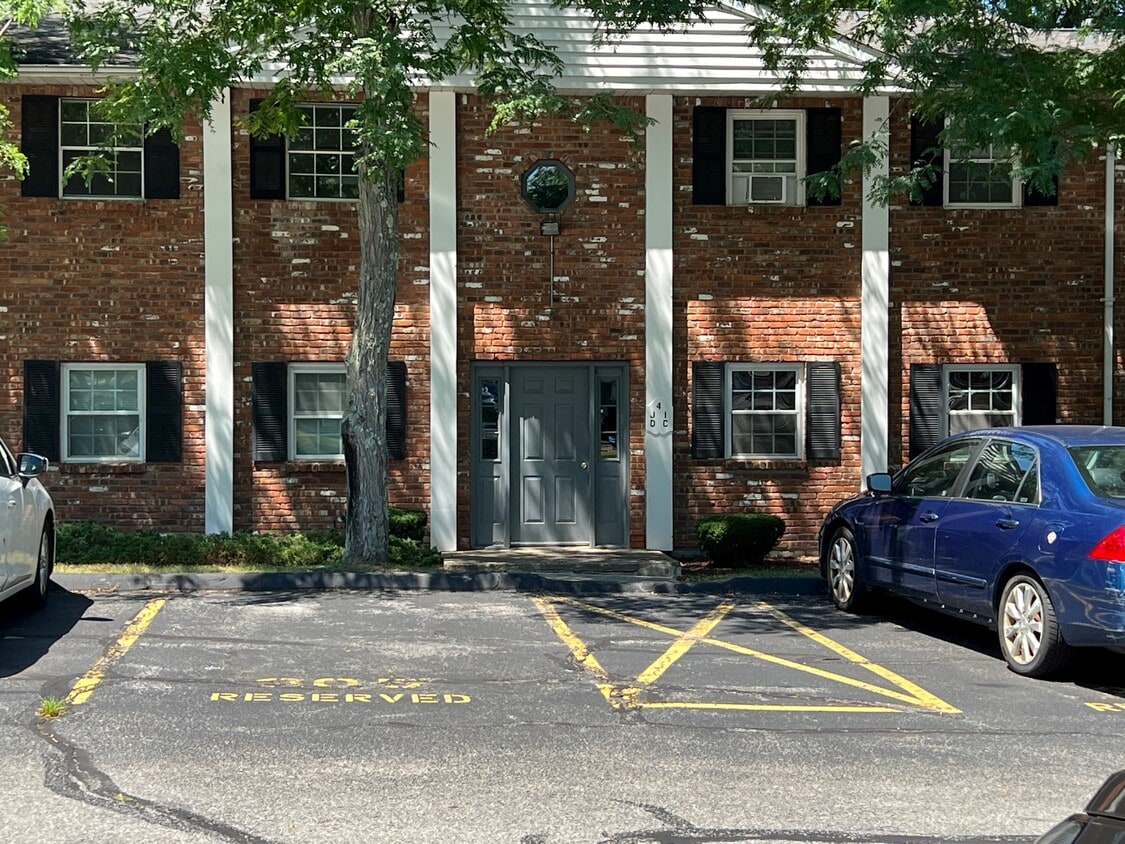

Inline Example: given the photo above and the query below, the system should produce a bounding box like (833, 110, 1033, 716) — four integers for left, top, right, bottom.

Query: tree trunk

(342, 154, 399, 565)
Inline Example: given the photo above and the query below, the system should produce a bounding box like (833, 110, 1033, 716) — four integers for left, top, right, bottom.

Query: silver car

(0, 436, 55, 608)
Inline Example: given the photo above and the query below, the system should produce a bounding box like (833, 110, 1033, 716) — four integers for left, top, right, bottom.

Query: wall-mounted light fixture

(521, 159, 575, 312)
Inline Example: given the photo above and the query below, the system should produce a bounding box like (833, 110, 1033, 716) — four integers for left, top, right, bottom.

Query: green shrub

(56, 507, 439, 569)
(695, 513, 786, 567)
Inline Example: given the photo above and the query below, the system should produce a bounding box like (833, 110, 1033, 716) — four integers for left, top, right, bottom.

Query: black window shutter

(692, 107, 727, 206)
(145, 362, 182, 462)
(21, 95, 59, 198)
(23, 360, 60, 462)
(249, 100, 286, 200)
(909, 363, 944, 459)
(910, 114, 945, 207)
(692, 361, 725, 458)
(805, 108, 842, 207)
(1023, 177, 1060, 207)
(806, 362, 842, 459)
(387, 361, 407, 460)
(1021, 362, 1058, 425)
(144, 128, 181, 199)
(252, 362, 288, 461)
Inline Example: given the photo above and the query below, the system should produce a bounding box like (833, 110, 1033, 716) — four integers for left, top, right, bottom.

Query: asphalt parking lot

(3, 581, 1125, 843)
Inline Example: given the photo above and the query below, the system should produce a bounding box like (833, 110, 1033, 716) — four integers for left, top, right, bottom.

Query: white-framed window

(62, 363, 145, 462)
(288, 104, 359, 200)
(945, 364, 1020, 435)
(944, 135, 1019, 208)
(727, 110, 805, 206)
(726, 363, 805, 459)
(290, 363, 348, 460)
(59, 99, 143, 199)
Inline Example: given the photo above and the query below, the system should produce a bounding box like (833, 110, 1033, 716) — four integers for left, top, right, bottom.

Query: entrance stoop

(443, 548, 681, 578)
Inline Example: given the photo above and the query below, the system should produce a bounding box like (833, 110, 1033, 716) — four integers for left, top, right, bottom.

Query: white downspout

(1106, 146, 1116, 426)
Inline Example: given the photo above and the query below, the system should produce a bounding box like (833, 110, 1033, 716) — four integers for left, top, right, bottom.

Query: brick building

(3, 4, 1122, 557)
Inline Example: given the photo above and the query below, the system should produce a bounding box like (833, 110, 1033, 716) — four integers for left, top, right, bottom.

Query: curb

(54, 570, 828, 597)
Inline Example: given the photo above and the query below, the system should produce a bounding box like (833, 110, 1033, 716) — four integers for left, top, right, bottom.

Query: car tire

(827, 526, 868, 613)
(22, 528, 51, 610)
(998, 574, 1072, 678)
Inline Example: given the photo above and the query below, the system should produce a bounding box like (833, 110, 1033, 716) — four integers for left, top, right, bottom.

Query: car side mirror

(17, 452, 48, 479)
(867, 472, 893, 495)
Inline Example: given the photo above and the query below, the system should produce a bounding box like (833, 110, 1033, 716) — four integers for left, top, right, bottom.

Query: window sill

(283, 461, 347, 475)
(60, 462, 148, 475)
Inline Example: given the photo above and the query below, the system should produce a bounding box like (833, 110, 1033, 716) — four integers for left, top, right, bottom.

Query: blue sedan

(819, 426, 1125, 678)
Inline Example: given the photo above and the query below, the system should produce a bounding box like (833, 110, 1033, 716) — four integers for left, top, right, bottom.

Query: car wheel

(827, 526, 867, 612)
(998, 574, 1072, 678)
(23, 528, 51, 610)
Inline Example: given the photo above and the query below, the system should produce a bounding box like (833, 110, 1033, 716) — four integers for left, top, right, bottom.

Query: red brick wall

(674, 97, 866, 556)
(453, 96, 650, 547)
(0, 84, 207, 530)
(887, 100, 1115, 469)
(230, 89, 431, 532)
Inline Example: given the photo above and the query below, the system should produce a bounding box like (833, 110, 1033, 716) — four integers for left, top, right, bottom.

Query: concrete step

(442, 548, 681, 578)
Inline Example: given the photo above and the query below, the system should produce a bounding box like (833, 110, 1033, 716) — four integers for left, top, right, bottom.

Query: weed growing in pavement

(37, 697, 66, 718)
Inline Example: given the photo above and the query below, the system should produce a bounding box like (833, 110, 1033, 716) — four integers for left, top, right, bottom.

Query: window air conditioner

(749, 174, 786, 204)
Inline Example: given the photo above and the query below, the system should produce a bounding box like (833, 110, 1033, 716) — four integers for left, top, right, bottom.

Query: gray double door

(472, 363, 627, 548)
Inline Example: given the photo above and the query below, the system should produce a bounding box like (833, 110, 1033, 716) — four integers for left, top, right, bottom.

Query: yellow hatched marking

(533, 598, 621, 708)
(752, 600, 960, 714)
(66, 598, 168, 706)
(542, 596, 959, 714)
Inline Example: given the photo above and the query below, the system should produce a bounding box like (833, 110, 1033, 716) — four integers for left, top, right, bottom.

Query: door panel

(513, 367, 592, 545)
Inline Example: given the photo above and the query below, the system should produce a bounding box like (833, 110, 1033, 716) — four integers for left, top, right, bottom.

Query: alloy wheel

(829, 536, 855, 605)
(1001, 580, 1043, 666)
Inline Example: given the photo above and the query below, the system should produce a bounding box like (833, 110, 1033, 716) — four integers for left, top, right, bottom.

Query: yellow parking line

(66, 598, 168, 706)
(633, 601, 734, 687)
(753, 600, 961, 714)
(641, 702, 901, 713)
(533, 598, 621, 707)
(545, 596, 959, 714)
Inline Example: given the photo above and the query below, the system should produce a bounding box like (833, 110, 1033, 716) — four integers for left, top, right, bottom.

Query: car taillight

(1089, 526, 1125, 562)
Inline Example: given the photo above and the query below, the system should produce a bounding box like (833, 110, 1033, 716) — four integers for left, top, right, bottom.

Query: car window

(1070, 445, 1125, 499)
(963, 440, 1038, 503)
(896, 440, 979, 498)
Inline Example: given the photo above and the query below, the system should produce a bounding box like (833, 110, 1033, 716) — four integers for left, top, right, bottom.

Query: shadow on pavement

(0, 585, 93, 677)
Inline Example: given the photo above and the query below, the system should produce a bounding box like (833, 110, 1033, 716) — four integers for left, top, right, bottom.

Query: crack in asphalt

(588, 802, 1037, 844)
(35, 721, 279, 844)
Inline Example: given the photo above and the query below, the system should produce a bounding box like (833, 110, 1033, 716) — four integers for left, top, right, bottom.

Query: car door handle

(6, 499, 16, 508)
(920, 511, 940, 523)
(996, 518, 1020, 530)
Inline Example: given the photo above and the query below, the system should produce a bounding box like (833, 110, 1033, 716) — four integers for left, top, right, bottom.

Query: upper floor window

(727, 110, 806, 206)
(288, 105, 358, 200)
(945, 138, 1019, 208)
(62, 363, 145, 462)
(290, 363, 347, 460)
(60, 99, 143, 199)
(20, 95, 181, 200)
(910, 113, 1054, 208)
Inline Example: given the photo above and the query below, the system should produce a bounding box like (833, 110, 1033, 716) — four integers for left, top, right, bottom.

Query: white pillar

(204, 90, 234, 534)
(861, 96, 891, 482)
(1105, 145, 1116, 426)
(429, 92, 458, 551)
(645, 94, 674, 550)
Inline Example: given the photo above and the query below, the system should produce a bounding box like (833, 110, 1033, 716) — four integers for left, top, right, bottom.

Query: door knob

(580, 461, 588, 470)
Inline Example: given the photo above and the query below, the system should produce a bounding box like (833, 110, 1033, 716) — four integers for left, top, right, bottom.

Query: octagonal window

(521, 159, 575, 213)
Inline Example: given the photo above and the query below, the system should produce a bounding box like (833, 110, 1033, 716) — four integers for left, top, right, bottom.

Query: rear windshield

(1069, 445, 1125, 499)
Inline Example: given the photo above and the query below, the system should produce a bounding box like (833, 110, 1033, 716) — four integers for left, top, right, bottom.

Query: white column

(204, 90, 235, 534)
(861, 96, 891, 482)
(429, 92, 458, 551)
(1105, 145, 1116, 426)
(645, 94, 674, 550)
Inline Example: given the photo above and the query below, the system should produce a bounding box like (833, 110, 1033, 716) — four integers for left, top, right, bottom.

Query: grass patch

(37, 697, 66, 718)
